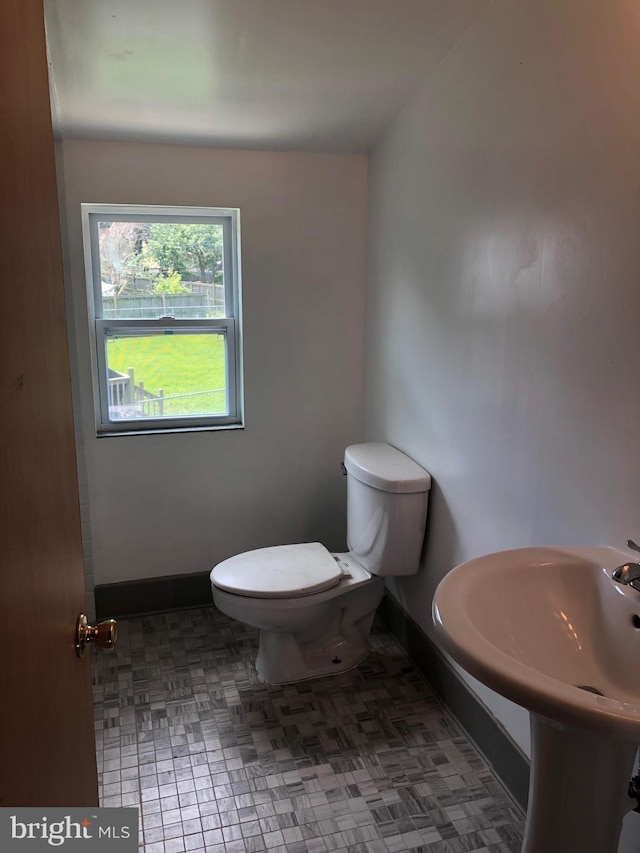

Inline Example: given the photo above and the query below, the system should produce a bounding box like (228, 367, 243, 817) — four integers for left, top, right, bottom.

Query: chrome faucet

(612, 539, 640, 592)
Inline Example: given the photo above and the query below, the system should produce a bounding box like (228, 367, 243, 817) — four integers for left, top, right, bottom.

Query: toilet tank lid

(344, 443, 431, 493)
(210, 542, 343, 598)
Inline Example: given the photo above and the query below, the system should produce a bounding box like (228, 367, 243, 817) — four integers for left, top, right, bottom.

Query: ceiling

(45, 0, 485, 152)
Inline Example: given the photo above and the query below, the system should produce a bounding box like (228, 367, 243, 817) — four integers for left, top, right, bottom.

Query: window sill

(96, 422, 245, 438)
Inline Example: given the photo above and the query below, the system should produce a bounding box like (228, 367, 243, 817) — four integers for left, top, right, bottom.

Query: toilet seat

(210, 542, 344, 599)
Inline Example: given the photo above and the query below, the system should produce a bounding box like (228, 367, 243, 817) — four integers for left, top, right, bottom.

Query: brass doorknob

(75, 613, 118, 657)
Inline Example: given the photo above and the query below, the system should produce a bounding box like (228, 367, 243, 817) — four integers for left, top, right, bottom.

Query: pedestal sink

(432, 546, 640, 853)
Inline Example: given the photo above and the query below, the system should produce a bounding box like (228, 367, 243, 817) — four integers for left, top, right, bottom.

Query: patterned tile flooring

(92, 607, 525, 853)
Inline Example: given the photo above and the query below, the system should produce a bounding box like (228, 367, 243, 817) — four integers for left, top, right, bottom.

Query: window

(82, 204, 243, 435)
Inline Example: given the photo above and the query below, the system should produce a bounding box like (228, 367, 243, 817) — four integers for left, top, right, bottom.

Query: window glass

(105, 330, 228, 421)
(98, 221, 226, 319)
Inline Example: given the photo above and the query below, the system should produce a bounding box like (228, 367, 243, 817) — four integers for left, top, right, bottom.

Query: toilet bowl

(212, 548, 384, 683)
(210, 443, 431, 685)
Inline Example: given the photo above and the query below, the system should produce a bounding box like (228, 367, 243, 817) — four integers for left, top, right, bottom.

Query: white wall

(60, 140, 367, 586)
(366, 0, 640, 755)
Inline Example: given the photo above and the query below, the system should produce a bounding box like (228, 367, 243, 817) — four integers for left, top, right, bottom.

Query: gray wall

(60, 140, 368, 586)
(365, 0, 640, 754)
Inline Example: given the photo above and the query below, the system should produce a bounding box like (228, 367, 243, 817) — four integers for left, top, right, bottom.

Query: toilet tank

(344, 443, 431, 576)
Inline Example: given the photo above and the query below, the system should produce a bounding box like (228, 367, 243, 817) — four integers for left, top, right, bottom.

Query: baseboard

(95, 572, 213, 620)
(379, 591, 530, 812)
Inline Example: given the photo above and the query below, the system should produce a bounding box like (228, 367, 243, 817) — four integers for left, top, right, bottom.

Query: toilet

(210, 442, 431, 684)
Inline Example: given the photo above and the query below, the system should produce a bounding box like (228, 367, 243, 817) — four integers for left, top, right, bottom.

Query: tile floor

(92, 606, 525, 853)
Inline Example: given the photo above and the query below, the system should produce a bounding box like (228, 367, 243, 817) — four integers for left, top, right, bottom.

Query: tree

(147, 223, 224, 283)
(98, 221, 145, 295)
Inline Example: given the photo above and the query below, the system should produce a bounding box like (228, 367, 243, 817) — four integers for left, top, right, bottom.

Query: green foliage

(147, 222, 224, 283)
(98, 220, 225, 297)
(153, 270, 188, 294)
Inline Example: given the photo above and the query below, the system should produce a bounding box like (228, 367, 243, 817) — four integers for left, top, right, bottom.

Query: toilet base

(254, 600, 379, 685)
(256, 633, 368, 684)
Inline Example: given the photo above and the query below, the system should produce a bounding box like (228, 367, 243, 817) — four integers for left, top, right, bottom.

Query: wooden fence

(103, 287, 225, 320)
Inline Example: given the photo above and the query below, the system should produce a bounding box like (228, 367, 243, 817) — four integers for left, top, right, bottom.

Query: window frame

(81, 203, 244, 436)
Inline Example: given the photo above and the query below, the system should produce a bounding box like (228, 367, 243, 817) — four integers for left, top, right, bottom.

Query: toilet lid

(210, 542, 343, 598)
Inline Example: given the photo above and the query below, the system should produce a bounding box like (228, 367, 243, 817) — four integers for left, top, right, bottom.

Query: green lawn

(108, 333, 227, 416)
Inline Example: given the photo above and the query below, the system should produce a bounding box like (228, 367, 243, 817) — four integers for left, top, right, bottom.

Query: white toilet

(210, 442, 431, 684)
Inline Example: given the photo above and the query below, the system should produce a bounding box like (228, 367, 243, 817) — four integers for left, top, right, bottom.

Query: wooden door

(0, 0, 98, 806)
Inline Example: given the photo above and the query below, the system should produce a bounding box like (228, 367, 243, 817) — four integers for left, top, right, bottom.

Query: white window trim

(81, 203, 244, 436)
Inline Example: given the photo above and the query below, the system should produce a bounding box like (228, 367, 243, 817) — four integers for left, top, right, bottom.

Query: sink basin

(433, 545, 640, 740)
(433, 546, 640, 853)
